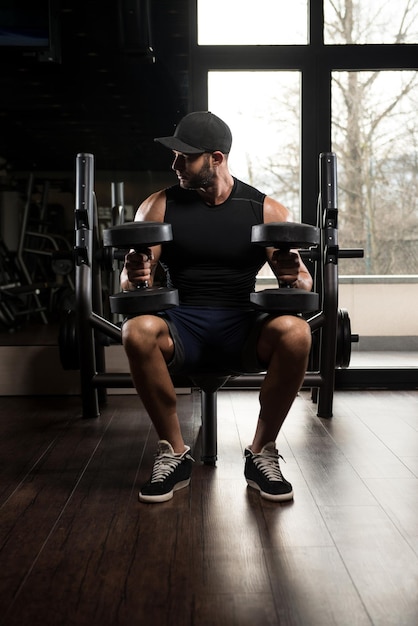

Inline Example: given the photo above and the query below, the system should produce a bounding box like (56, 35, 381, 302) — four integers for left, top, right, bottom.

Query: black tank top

(161, 178, 267, 307)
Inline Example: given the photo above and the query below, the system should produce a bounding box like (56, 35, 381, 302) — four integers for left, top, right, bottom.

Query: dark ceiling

(0, 1, 190, 174)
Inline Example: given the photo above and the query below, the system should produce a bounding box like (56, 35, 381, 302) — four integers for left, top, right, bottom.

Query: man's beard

(181, 156, 214, 190)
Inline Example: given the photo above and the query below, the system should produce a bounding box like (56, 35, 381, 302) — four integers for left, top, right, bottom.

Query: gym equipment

(250, 222, 320, 312)
(15, 173, 75, 324)
(102, 222, 179, 314)
(0, 236, 46, 331)
(58, 309, 79, 370)
(336, 308, 358, 369)
(305, 153, 363, 414)
(51, 251, 74, 276)
(62, 151, 362, 466)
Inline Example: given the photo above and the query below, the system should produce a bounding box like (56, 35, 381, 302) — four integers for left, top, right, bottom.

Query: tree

(329, 0, 418, 274)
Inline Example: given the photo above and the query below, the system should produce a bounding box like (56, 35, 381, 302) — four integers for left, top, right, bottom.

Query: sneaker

(139, 440, 194, 503)
(244, 442, 293, 502)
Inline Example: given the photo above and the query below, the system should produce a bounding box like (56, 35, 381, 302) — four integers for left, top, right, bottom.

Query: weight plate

(103, 221, 173, 249)
(251, 222, 320, 248)
(109, 287, 179, 314)
(250, 289, 319, 313)
(336, 308, 352, 369)
(52, 257, 74, 275)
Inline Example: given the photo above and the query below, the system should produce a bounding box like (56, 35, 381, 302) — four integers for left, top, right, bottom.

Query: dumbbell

(102, 221, 179, 314)
(250, 222, 320, 313)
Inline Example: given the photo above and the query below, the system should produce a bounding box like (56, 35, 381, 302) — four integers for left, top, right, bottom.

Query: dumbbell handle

(275, 245, 296, 289)
(132, 246, 151, 290)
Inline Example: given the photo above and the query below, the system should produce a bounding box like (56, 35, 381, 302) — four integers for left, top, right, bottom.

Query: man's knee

(122, 315, 165, 354)
(281, 314, 311, 336)
(259, 315, 312, 361)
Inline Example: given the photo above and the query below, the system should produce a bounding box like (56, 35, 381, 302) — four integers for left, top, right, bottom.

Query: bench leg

(200, 389, 218, 465)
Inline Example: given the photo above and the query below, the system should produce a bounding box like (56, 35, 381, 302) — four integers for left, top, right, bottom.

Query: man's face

(171, 151, 214, 190)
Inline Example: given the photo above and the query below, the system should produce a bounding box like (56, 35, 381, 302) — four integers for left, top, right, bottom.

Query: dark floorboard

(0, 390, 417, 625)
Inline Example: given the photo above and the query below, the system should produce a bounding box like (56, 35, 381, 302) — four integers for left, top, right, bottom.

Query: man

(121, 111, 312, 503)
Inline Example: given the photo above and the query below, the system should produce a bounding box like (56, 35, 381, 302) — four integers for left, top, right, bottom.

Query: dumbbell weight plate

(251, 222, 320, 248)
(250, 289, 319, 313)
(52, 256, 74, 276)
(102, 221, 173, 249)
(109, 286, 179, 314)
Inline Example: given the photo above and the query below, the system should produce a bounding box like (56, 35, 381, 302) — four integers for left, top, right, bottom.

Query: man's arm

(263, 196, 313, 292)
(120, 190, 166, 291)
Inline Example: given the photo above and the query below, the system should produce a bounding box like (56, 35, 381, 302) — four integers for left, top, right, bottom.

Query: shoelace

(150, 454, 184, 483)
(253, 450, 285, 482)
(150, 449, 194, 483)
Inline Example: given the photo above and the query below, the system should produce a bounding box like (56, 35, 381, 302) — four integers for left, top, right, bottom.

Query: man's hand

(271, 249, 301, 287)
(124, 249, 153, 290)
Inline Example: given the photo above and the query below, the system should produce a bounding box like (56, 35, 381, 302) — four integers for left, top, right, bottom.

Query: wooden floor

(0, 389, 417, 626)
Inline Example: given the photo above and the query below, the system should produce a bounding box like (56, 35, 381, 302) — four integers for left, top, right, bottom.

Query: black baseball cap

(154, 111, 232, 154)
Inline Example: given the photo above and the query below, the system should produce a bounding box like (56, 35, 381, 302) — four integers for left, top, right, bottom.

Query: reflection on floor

(350, 350, 418, 367)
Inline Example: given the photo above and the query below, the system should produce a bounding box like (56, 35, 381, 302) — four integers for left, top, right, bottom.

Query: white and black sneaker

(244, 442, 293, 502)
(139, 440, 194, 503)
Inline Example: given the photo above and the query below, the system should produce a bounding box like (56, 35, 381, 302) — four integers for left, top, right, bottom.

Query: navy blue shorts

(159, 306, 272, 376)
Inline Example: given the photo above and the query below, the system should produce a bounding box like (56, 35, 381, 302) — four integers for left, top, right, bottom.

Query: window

(332, 71, 418, 276)
(208, 71, 301, 216)
(324, 0, 418, 44)
(197, 0, 308, 45)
